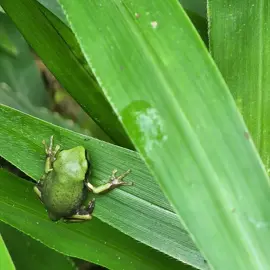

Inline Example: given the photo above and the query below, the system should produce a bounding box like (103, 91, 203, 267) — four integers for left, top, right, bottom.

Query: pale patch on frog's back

(54, 147, 88, 182)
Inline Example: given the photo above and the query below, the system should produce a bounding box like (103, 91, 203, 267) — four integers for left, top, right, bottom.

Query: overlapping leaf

(57, 1, 270, 269)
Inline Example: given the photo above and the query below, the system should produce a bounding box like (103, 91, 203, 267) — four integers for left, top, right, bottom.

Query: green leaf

(0, 222, 75, 270)
(0, 235, 15, 270)
(36, 0, 206, 26)
(57, 1, 270, 269)
(208, 1, 270, 171)
(0, 12, 48, 107)
(36, 0, 208, 45)
(0, 0, 132, 148)
(0, 12, 93, 136)
(0, 169, 190, 270)
(0, 105, 202, 269)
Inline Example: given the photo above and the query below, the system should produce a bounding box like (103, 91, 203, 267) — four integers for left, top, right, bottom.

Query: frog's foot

(86, 169, 133, 194)
(64, 199, 95, 222)
(43, 135, 60, 173)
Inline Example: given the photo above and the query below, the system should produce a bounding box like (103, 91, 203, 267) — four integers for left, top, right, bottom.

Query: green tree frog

(34, 136, 132, 222)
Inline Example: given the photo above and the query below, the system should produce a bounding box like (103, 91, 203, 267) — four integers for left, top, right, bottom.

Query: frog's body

(41, 146, 87, 220)
(34, 136, 132, 222)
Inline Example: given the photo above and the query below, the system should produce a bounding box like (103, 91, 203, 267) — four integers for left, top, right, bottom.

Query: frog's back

(41, 172, 86, 220)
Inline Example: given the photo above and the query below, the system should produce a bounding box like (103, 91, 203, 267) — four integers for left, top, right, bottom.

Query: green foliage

(0, 12, 48, 107)
(0, 168, 189, 270)
(0, 0, 132, 148)
(0, 105, 203, 269)
(0, 222, 75, 270)
(0, 0, 269, 269)
(0, 12, 91, 135)
(208, 0, 270, 171)
(0, 234, 15, 270)
(57, 0, 270, 269)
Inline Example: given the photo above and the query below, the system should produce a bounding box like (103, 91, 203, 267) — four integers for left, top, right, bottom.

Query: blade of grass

(0, 169, 190, 270)
(0, 235, 15, 270)
(0, 105, 205, 269)
(58, 0, 270, 269)
(0, 222, 75, 270)
(208, 1, 270, 171)
(0, 0, 132, 148)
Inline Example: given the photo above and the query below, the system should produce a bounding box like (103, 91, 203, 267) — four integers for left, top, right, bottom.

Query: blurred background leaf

(0, 10, 110, 139)
(0, 12, 49, 107)
(0, 0, 132, 148)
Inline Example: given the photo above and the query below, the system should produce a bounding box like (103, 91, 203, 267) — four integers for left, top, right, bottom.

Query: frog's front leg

(86, 169, 133, 194)
(43, 135, 60, 173)
(34, 136, 60, 200)
(64, 199, 96, 222)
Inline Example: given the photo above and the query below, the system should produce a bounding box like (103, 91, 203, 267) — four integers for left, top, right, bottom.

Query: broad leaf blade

(208, 1, 270, 171)
(58, 1, 270, 269)
(0, 169, 190, 270)
(0, 105, 204, 269)
(0, 222, 75, 270)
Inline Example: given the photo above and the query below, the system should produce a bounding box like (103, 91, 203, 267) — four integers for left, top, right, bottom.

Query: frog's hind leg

(64, 199, 95, 222)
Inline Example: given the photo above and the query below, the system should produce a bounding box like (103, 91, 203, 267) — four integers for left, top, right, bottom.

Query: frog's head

(53, 146, 89, 182)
